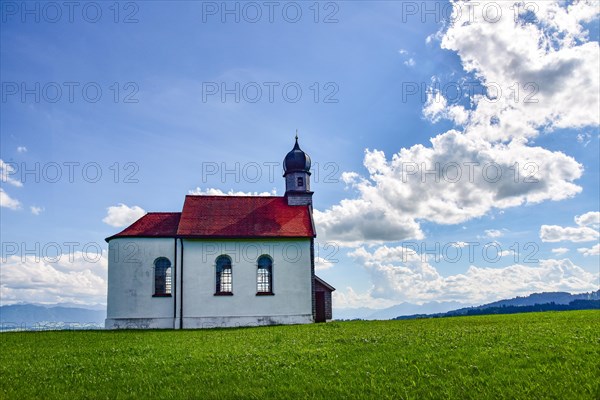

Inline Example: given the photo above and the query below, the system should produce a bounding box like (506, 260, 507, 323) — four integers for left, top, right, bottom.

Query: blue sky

(1, 1, 599, 311)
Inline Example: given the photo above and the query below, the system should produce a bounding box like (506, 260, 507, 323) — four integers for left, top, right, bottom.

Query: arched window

(154, 257, 172, 296)
(215, 255, 233, 294)
(257, 255, 273, 294)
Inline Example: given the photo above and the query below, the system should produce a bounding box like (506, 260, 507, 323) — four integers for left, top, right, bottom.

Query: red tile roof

(177, 196, 315, 238)
(106, 212, 181, 241)
(106, 196, 315, 241)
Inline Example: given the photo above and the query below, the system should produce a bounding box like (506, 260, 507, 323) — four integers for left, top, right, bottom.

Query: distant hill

(334, 300, 469, 320)
(0, 304, 106, 329)
(475, 291, 599, 309)
(394, 290, 600, 320)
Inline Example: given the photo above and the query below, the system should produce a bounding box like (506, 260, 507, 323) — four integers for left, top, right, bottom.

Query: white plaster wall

(181, 239, 313, 323)
(182, 315, 313, 329)
(106, 238, 176, 326)
(106, 237, 313, 329)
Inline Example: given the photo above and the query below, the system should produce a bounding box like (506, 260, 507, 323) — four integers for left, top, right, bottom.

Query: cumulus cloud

(578, 244, 599, 257)
(102, 204, 146, 228)
(314, 197, 424, 247)
(333, 286, 397, 310)
(423, 90, 469, 125)
(315, 133, 582, 246)
(0, 188, 21, 210)
(551, 247, 570, 255)
(315, 1, 597, 248)
(439, 0, 599, 141)
(315, 256, 335, 271)
(540, 212, 600, 243)
(485, 229, 503, 238)
(0, 251, 108, 306)
(339, 245, 599, 307)
(574, 211, 600, 228)
(188, 187, 277, 196)
(540, 211, 600, 243)
(16, 146, 27, 153)
(540, 225, 599, 243)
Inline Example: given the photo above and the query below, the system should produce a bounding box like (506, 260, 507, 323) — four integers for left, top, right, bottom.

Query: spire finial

(295, 129, 298, 140)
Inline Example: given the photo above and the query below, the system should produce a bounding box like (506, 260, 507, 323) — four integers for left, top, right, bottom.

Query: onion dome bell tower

(283, 134, 313, 206)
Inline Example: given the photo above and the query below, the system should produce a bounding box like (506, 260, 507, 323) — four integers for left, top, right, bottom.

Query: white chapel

(105, 137, 334, 329)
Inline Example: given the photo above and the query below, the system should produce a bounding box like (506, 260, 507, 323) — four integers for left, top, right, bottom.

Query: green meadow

(1, 311, 598, 399)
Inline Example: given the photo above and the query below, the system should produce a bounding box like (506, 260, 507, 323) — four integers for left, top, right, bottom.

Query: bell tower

(283, 134, 313, 206)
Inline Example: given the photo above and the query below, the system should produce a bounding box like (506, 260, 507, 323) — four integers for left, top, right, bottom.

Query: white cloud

(551, 247, 570, 255)
(541, 211, 600, 243)
(341, 245, 599, 307)
(315, 257, 335, 271)
(578, 244, 599, 257)
(499, 249, 514, 258)
(0, 188, 21, 210)
(16, 146, 27, 153)
(540, 225, 599, 243)
(30, 206, 44, 215)
(333, 286, 396, 310)
(315, 2, 597, 248)
(0, 251, 108, 307)
(576, 133, 591, 146)
(574, 211, 600, 228)
(102, 204, 146, 228)
(188, 187, 277, 196)
(398, 49, 416, 67)
(314, 198, 425, 247)
(422, 90, 448, 123)
(423, 90, 469, 125)
(485, 229, 503, 238)
(439, 1, 599, 141)
(315, 133, 582, 246)
(0, 159, 23, 187)
(425, 30, 443, 45)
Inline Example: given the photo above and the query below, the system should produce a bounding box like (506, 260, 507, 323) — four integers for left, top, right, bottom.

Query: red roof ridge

(177, 195, 314, 238)
(185, 194, 282, 199)
(107, 196, 314, 241)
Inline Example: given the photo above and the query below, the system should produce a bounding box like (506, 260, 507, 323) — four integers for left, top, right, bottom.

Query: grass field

(1, 311, 598, 399)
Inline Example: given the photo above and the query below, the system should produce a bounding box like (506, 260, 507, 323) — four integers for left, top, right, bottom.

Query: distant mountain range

(394, 290, 600, 320)
(334, 301, 469, 320)
(334, 290, 600, 321)
(471, 290, 599, 308)
(0, 304, 106, 329)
